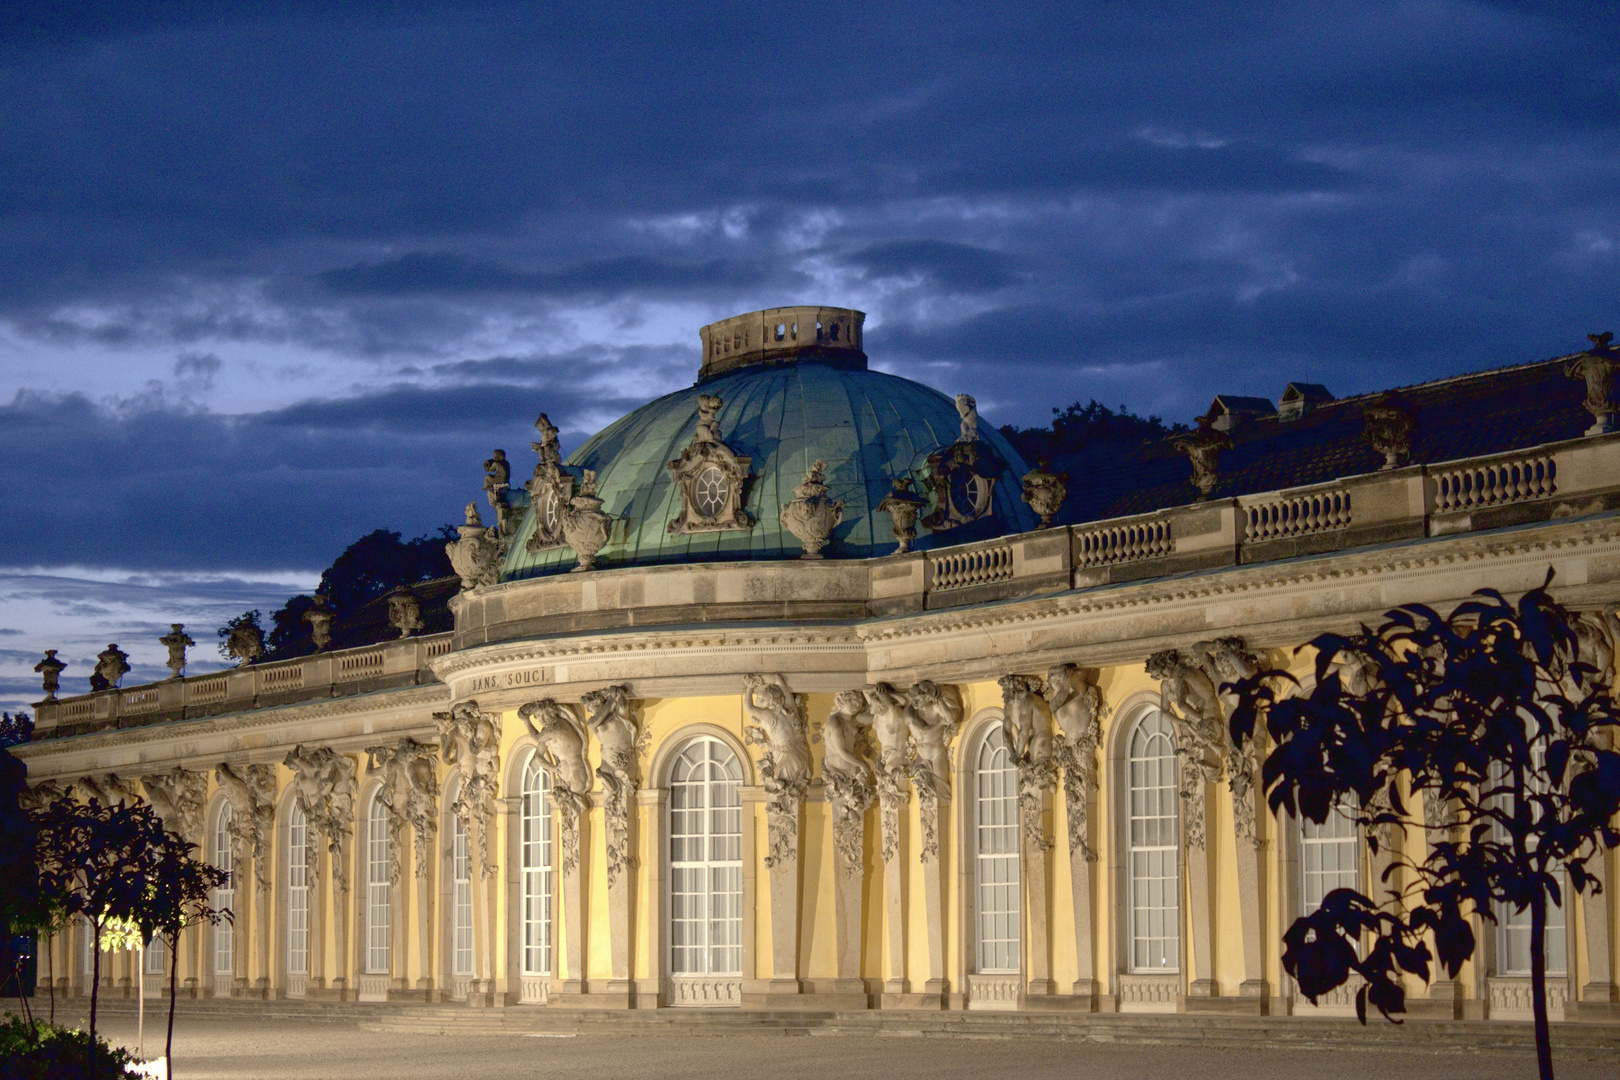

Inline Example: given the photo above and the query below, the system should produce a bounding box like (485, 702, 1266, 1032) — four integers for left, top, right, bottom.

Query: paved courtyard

(62, 1015, 1620, 1080)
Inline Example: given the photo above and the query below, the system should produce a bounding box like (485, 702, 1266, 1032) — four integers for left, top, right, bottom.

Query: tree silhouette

(1227, 571, 1620, 1080)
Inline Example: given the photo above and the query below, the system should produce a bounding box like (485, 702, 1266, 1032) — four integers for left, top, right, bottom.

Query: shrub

(0, 1013, 139, 1080)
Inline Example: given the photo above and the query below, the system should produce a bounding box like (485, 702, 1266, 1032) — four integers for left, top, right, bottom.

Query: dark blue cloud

(0, 0, 1616, 573)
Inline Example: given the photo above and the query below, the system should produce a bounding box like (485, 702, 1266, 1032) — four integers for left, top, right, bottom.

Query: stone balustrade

(33, 633, 452, 739)
(32, 430, 1620, 740)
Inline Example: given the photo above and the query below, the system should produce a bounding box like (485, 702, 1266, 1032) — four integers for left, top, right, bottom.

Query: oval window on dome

(541, 488, 560, 533)
(694, 465, 729, 519)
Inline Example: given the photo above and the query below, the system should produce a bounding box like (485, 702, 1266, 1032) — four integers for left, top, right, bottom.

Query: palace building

(16, 307, 1620, 1023)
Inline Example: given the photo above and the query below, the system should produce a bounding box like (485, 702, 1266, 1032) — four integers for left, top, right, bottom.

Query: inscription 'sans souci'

(465, 668, 551, 694)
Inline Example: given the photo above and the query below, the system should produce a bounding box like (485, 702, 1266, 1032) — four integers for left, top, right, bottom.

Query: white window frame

(365, 794, 391, 975)
(1300, 799, 1361, 919)
(667, 736, 744, 978)
(1486, 763, 1566, 976)
(212, 803, 234, 976)
(286, 802, 310, 976)
(520, 758, 553, 977)
(452, 814, 473, 977)
(973, 722, 1020, 974)
(1126, 709, 1180, 973)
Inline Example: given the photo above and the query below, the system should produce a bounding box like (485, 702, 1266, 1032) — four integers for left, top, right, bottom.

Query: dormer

(1277, 382, 1335, 422)
(1206, 394, 1277, 432)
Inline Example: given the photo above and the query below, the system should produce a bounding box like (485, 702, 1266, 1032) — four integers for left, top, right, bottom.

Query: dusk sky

(1, 1, 1616, 709)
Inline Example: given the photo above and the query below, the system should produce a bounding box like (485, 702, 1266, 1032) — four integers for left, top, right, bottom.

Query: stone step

(42, 997, 1620, 1055)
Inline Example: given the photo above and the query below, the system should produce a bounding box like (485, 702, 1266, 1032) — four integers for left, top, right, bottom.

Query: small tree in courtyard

(138, 829, 228, 1076)
(1226, 571, 1620, 1080)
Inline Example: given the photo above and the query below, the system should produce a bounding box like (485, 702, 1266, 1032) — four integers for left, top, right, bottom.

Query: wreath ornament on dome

(525, 412, 576, 552)
(667, 393, 754, 534)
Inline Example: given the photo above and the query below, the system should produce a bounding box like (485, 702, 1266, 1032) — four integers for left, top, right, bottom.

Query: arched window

(212, 803, 234, 978)
(520, 758, 554, 977)
(287, 803, 310, 976)
(1486, 763, 1566, 976)
(1127, 709, 1179, 972)
(1301, 801, 1359, 918)
(451, 815, 472, 977)
(365, 794, 391, 974)
(668, 737, 743, 983)
(974, 723, 1020, 973)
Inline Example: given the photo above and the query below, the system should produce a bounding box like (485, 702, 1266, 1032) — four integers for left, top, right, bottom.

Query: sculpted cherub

(905, 680, 964, 798)
(862, 681, 912, 779)
(583, 684, 642, 791)
(955, 393, 979, 442)
(694, 394, 724, 443)
(519, 699, 592, 801)
(1044, 664, 1106, 756)
(820, 689, 875, 790)
(741, 673, 810, 794)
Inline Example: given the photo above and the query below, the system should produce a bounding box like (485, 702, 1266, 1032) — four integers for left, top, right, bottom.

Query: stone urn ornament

(303, 593, 334, 651)
(34, 649, 66, 700)
(780, 459, 844, 559)
(159, 623, 195, 679)
(876, 475, 927, 554)
(387, 586, 423, 638)
(562, 469, 614, 572)
(1363, 391, 1417, 469)
(1020, 462, 1068, 528)
(1174, 412, 1232, 499)
(446, 502, 503, 591)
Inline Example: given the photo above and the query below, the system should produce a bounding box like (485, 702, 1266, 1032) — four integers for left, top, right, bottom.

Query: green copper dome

(501, 308, 1035, 580)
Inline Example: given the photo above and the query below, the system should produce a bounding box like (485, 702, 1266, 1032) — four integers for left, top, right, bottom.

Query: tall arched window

(286, 802, 309, 977)
(520, 758, 554, 978)
(451, 815, 472, 978)
(1486, 763, 1566, 977)
(212, 803, 234, 979)
(974, 723, 1020, 974)
(1127, 709, 1179, 972)
(1301, 801, 1359, 918)
(668, 737, 743, 989)
(365, 794, 391, 974)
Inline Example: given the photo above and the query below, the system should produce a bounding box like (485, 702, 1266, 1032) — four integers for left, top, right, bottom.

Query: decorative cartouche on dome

(698, 306, 866, 380)
(666, 394, 754, 534)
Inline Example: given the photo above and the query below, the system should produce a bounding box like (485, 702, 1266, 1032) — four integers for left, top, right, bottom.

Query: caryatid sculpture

(76, 772, 142, 808)
(282, 745, 358, 889)
(863, 681, 912, 863)
(1143, 647, 1226, 850)
(999, 674, 1055, 849)
(819, 690, 876, 876)
(159, 624, 195, 679)
(141, 766, 208, 842)
(1043, 664, 1107, 860)
(582, 684, 645, 885)
(366, 737, 440, 881)
(906, 680, 964, 861)
(438, 701, 502, 878)
(518, 698, 590, 874)
(742, 673, 810, 867)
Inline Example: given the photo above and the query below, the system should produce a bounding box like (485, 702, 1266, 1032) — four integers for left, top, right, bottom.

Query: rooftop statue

(303, 593, 333, 651)
(1567, 331, 1618, 435)
(446, 501, 503, 591)
(482, 448, 511, 505)
(668, 394, 754, 535)
(955, 393, 979, 442)
(875, 475, 927, 554)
